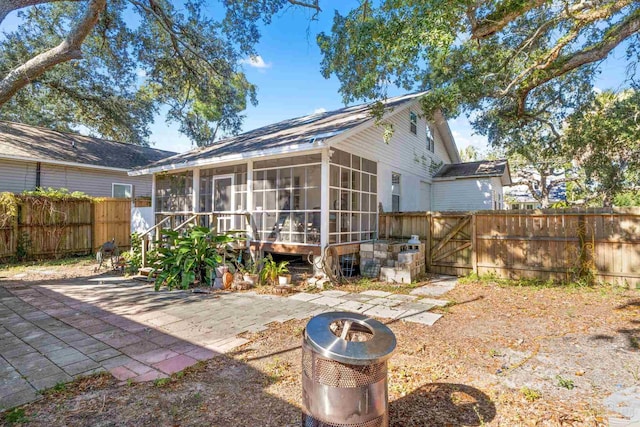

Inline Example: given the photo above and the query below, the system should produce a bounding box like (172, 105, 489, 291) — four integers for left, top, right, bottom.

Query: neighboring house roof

(505, 171, 567, 204)
(130, 92, 460, 175)
(0, 121, 176, 171)
(433, 159, 512, 185)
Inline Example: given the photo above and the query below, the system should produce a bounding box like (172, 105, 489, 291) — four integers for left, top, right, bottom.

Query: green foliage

(14, 232, 31, 262)
(0, 0, 319, 146)
(614, 190, 640, 207)
(317, 0, 638, 147)
(121, 232, 144, 274)
(565, 90, 640, 207)
(459, 146, 480, 162)
(556, 375, 575, 390)
(259, 254, 289, 286)
(151, 226, 233, 291)
(21, 187, 93, 201)
(520, 386, 542, 402)
(0, 192, 18, 227)
(3, 407, 29, 425)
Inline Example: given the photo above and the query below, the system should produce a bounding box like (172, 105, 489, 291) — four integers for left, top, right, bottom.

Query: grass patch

(0, 255, 94, 273)
(2, 408, 29, 425)
(459, 272, 628, 294)
(335, 275, 427, 295)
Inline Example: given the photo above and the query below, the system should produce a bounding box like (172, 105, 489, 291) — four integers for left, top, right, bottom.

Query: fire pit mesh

(303, 350, 386, 387)
(303, 415, 385, 427)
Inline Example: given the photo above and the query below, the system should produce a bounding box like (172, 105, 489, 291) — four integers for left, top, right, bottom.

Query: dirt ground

(1, 259, 639, 426)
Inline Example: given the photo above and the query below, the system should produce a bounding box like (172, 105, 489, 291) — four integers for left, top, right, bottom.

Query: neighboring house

(130, 92, 501, 257)
(431, 160, 512, 211)
(0, 121, 176, 198)
(505, 170, 567, 209)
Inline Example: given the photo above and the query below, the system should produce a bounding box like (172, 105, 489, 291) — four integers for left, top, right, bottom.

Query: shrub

(151, 226, 233, 291)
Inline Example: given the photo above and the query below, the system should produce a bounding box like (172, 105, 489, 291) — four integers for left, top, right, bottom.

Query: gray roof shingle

(0, 121, 176, 169)
(137, 92, 425, 171)
(433, 159, 509, 179)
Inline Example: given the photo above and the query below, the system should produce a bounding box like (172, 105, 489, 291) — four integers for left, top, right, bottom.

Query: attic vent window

(409, 112, 417, 135)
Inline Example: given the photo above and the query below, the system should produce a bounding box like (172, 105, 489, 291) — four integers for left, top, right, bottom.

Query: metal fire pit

(302, 311, 397, 427)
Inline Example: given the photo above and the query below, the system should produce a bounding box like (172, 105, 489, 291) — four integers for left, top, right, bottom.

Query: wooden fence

(0, 197, 132, 260)
(379, 208, 640, 288)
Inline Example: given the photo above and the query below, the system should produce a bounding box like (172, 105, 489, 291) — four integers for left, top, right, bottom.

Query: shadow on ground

(389, 383, 496, 426)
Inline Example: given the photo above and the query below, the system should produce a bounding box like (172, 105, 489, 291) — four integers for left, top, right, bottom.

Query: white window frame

(426, 124, 435, 152)
(253, 159, 323, 245)
(112, 183, 132, 198)
(409, 111, 417, 135)
(391, 172, 401, 212)
(328, 150, 378, 244)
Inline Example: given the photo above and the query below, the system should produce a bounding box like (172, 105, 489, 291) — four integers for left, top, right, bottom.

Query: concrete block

(386, 260, 395, 267)
(397, 251, 419, 263)
(374, 242, 389, 251)
(360, 251, 374, 259)
(373, 250, 388, 259)
(360, 243, 374, 252)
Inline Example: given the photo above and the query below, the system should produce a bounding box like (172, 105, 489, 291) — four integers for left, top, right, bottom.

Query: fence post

(471, 213, 478, 274)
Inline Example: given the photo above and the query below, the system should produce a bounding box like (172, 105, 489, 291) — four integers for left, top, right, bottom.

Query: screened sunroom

(151, 148, 378, 254)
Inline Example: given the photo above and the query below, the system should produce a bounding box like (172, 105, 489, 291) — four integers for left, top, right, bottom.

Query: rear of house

(130, 92, 507, 260)
(0, 121, 176, 198)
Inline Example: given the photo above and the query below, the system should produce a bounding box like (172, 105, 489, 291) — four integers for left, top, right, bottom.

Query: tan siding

(41, 164, 153, 197)
(0, 158, 37, 193)
(334, 105, 451, 212)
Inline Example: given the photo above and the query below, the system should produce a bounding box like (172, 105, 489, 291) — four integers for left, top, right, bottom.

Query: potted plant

(242, 258, 262, 286)
(260, 254, 290, 286)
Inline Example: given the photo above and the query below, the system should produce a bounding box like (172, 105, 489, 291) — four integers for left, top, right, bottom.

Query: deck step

(139, 267, 160, 277)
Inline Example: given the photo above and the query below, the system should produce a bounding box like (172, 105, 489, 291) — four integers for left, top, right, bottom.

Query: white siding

(432, 178, 499, 211)
(334, 105, 451, 212)
(0, 159, 37, 193)
(41, 164, 153, 197)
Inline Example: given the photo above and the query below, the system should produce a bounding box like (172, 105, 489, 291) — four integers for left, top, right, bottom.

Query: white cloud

(313, 107, 326, 114)
(240, 55, 272, 70)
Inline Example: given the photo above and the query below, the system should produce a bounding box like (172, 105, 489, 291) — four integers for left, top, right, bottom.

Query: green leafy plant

(150, 226, 233, 291)
(122, 232, 144, 274)
(520, 386, 542, 402)
(22, 187, 93, 200)
(3, 407, 29, 425)
(259, 254, 289, 286)
(556, 375, 575, 390)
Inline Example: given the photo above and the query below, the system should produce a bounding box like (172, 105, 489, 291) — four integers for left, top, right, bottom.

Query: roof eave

(432, 173, 506, 181)
(0, 153, 132, 172)
(129, 142, 326, 176)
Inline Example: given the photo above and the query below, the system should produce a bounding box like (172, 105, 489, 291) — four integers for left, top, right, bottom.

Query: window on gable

(409, 111, 417, 135)
(391, 173, 401, 212)
(426, 125, 434, 152)
(112, 183, 132, 198)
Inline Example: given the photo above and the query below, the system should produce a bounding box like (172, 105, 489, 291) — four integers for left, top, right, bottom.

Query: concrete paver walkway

(1, 274, 456, 411)
(0, 278, 325, 410)
(289, 287, 449, 326)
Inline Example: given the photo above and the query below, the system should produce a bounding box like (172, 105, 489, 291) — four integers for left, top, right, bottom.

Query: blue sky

(2, 2, 634, 155)
(149, 2, 634, 154)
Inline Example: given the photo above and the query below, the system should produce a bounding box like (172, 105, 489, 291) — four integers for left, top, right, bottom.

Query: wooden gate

(430, 213, 473, 276)
(92, 198, 132, 251)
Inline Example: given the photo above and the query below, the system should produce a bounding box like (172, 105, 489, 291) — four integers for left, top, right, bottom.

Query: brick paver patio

(0, 275, 454, 411)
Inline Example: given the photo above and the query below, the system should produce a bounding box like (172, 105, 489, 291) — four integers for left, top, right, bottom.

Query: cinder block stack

(359, 241, 426, 283)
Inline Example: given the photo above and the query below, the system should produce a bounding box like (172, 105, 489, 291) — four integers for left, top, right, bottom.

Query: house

(130, 92, 504, 260)
(431, 160, 512, 211)
(0, 121, 176, 198)
(505, 169, 567, 209)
